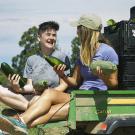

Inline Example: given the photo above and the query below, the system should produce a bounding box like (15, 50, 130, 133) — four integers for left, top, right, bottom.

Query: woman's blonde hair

(78, 25, 100, 66)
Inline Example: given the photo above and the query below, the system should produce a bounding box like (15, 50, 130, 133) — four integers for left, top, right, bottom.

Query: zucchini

(90, 60, 117, 75)
(33, 80, 48, 94)
(1, 62, 27, 87)
(44, 55, 69, 70)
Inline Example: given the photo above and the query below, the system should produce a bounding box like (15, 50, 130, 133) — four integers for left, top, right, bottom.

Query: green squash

(90, 60, 117, 75)
(44, 55, 69, 70)
(1, 62, 27, 87)
(33, 80, 48, 94)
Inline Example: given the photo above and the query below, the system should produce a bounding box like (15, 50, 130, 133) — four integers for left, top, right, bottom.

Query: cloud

(0, 0, 135, 64)
(0, 41, 22, 55)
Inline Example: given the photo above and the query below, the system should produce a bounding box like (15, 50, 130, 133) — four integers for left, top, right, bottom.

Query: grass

(0, 102, 39, 135)
(0, 102, 69, 135)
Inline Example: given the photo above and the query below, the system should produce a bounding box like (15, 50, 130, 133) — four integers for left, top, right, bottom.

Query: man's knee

(0, 85, 8, 98)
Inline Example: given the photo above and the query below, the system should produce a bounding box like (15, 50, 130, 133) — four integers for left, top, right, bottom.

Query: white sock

(19, 116, 26, 125)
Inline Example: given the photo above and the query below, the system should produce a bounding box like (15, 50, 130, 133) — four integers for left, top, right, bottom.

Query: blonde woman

(0, 14, 118, 135)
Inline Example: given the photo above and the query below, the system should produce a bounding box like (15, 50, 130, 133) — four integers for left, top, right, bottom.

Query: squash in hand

(44, 55, 70, 71)
(1, 62, 27, 87)
(90, 60, 117, 75)
(33, 80, 48, 94)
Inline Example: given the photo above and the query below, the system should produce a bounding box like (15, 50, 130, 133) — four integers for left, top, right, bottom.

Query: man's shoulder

(53, 49, 68, 58)
(27, 54, 42, 62)
(28, 54, 40, 59)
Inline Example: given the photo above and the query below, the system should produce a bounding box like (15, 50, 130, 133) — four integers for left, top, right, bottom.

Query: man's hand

(8, 74, 21, 93)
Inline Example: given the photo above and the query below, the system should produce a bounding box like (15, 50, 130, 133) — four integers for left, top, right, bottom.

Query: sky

(0, 0, 135, 65)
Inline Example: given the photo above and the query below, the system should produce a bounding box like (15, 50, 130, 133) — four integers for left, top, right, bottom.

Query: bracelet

(15, 88, 22, 93)
(60, 74, 67, 79)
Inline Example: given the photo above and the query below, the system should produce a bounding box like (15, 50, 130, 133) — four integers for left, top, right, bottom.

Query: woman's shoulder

(100, 43, 112, 49)
(100, 43, 116, 53)
(99, 43, 118, 64)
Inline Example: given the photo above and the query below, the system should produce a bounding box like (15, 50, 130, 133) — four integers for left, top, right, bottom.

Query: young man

(0, 21, 70, 111)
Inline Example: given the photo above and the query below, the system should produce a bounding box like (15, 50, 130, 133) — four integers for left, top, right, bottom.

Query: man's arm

(22, 79, 35, 93)
(8, 74, 35, 94)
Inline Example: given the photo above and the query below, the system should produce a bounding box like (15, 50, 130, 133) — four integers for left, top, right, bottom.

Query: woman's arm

(53, 79, 69, 92)
(96, 68, 118, 89)
(101, 70, 118, 88)
(54, 65, 82, 88)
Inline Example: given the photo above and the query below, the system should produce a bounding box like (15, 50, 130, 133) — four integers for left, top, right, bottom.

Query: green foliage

(0, 70, 9, 86)
(12, 26, 40, 75)
(106, 19, 117, 32)
(129, 18, 135, 23)
(70, 37, 80, 68)
(107, 19, 116, 26)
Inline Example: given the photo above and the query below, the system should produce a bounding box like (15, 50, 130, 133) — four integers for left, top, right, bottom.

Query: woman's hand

(92, 66, 103, 77)
(92, 66, 109, 81)
(92, 66, 118, 88)
(53, 64, 66, 78)
(8, 74, 21, 93)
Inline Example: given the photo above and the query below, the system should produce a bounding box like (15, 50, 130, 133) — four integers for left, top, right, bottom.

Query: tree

(0, 70, 9, 86)
(106, 19, 117, 33)
(70, 37, 80, 68)
(12, 26, 40, 75)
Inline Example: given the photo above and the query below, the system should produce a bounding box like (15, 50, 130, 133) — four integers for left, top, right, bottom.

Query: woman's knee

(42, 88, 55, 97)
(40, 89, 59, 103)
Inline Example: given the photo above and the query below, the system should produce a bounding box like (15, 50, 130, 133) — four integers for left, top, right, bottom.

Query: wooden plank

(76, 98, 95, 106)
(108, 98, 135, 104)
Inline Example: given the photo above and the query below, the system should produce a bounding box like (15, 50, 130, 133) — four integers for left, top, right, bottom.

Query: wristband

(61, 74, 67, 79)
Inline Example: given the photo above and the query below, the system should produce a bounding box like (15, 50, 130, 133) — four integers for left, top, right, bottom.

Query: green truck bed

(38, 90, 135, 134)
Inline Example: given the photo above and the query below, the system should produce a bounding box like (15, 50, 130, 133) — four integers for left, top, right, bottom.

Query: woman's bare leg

(28, 96, 40, 108)
(0, 85, 28, 111)
(20, 89, 70, 124)
(29, 103, 69, 128)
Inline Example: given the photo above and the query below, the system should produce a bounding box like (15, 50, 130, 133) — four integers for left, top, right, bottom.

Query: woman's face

(77, 26, 81, 35)
(39, 28, 57, 49)
(77, 26, 82, 43)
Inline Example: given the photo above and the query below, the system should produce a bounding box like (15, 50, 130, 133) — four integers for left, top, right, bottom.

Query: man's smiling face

(39, 28, 57, 49)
